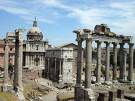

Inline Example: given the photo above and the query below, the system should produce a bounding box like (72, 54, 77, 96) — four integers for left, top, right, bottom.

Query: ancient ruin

(74, 24, 135, 101)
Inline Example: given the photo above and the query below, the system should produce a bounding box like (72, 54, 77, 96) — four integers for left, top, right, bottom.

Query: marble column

(3, 39, 9, 92)
(128, 43, 134, 81)
(96, 41, 102, 83)
(105, 42, 110, 83)
(59, 59, 62, 83)
(85, 38, 92, 88)
(119, 43, 124, 81)
(13, 30, 23, 92)
(123, 50, 127, 81)
(112, 43, 117, 81)
(76, 39, 83, 86)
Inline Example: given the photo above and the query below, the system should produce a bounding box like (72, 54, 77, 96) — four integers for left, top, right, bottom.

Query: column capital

(104, 41, 110, 46)
(119, 42, 125, 46)
(112, 42, 118, 46)
(55, 58, 57, 61)
(95, 40, 102, 44)
(129, 43, 134, 47)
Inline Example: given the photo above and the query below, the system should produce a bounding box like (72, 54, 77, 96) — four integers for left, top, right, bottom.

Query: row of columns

(3, 30, 23, 92)
(46, 57, 63, 83)
(25, 55, 44, 66)
(96, 42, 134, 83)
(76, 39, 134, 87)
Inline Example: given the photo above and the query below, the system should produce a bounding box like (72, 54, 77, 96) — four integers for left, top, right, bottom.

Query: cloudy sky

(0, 0, 135, 46)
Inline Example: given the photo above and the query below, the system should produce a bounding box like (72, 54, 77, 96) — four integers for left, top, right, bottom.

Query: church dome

(27, 18, 43, 41)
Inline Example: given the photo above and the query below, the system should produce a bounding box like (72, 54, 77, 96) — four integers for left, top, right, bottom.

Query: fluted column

(105, 42, 110, 83)
(128, 43, 134, 81)
(3, 39, 9, 92)
(112, 43, 117, 81)
(119, 43, 124, 81)
(96, 41, 102, 83)
(85, 38, 92, 88)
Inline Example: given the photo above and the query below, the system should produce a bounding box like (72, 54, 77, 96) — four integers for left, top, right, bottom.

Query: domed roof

(28, 27, 41, 34)
(27, 18, 43, 41)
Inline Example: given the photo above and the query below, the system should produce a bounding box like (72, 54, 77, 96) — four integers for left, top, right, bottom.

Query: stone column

(54, 58, 57, 81)
(59, 58, 62, 83)
(85, 38, 92, 88)
(105, 42, 110, 83)
(13, 30, 23, 92)
(76, 39, 83, 86)
(128, 43, 134, 82)
(75, 38, 83, 101)
(47, 58, 50, 79)
(123, 50, 127, 81)
(112, 43, 117, 81)
(3, 39, 9, 92)
(96, 41, 102, 83)
(119, 43, 124, 81)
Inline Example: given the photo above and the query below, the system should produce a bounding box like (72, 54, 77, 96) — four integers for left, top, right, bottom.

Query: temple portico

(74, 24, 134, 101)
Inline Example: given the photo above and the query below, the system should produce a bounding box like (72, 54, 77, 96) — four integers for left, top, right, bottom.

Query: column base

(128, 80, 134, 84)
(2, 83, 8, 92)
(104, 81, 112, 85)
(84, 88, 96, 101)
(113, 80, 118, 83)
(95, 82, 102, 86)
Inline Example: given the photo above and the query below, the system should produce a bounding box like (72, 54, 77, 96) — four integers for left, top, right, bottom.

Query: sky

(0, 0, 135, 46)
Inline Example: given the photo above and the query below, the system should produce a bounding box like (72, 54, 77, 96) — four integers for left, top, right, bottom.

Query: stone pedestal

(109, 90, 117, 101)
(97, 91, 109, 101)
(117, 89, 124, 99)
(84, 88, 96, 101)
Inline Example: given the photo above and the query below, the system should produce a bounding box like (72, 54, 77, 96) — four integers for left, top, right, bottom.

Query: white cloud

(0, 0, 135, 37)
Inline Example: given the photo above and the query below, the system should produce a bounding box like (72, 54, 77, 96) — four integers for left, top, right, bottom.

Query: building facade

(0, 19, 49, 71)
(45, 47, 74, 84)
(23, 18, 49, 70)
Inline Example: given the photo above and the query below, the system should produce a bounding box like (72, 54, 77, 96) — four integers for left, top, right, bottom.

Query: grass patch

(0, 92, 17, 101)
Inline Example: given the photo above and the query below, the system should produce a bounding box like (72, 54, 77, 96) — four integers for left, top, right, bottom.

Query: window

(10, 48, 12, 51)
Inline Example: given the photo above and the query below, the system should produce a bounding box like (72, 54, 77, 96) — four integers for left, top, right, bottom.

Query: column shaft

(105, 42, 110, 82)
(113, 43, 117, 80)
(123, 50, 127, 81)
(128, 43, 134, 81)
(54, 58, 57, 81)
(47, 58, 50, 78)
(13, 31, 23, 91)
(119, 43, 124, 81)
(85, 38, 92, 88)
(96, 41, 101, 83)
(76, 40, 82, 86)
(3, 39, 9, 92)
(59, 59, 62, 83)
